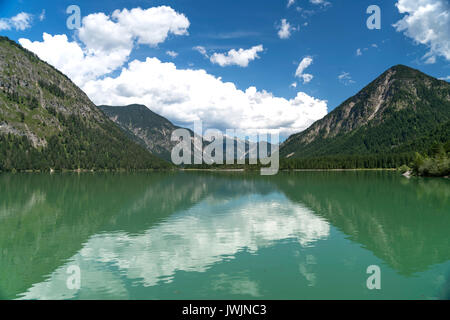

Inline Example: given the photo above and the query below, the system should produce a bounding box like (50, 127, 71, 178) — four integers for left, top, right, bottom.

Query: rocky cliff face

(280, 65, 450, 158)
(0, 37, 106, 147)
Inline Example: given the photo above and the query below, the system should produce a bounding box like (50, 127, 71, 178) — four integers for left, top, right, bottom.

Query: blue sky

(1, 0, 449, 139)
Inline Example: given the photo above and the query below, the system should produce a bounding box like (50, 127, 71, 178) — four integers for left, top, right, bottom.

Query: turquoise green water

(0, 171, 449, 300)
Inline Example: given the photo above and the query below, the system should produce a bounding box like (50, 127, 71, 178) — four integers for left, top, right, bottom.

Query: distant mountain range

(100, 104, 274, 163)
(280, 65, 450, 163)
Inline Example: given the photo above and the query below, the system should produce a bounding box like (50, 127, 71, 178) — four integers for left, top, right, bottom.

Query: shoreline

(1, 167, 448, 177)
(288, 168, 397, 172)
(180, 168, 245, 172)
(0, 167, 399, 174)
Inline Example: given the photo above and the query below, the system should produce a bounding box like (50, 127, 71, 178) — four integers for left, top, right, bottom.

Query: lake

(0, 171, 449, 300)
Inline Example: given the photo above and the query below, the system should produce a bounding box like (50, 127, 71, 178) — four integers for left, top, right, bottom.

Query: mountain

(280, 65, 450, 165)
(98, 104, 187, 161)
(0, 36, 170, 171)
(100, 104, 274, 163)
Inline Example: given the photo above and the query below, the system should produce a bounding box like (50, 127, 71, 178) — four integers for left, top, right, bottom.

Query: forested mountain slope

(0, 36, 169, 171)
(280, 65, 450, 168)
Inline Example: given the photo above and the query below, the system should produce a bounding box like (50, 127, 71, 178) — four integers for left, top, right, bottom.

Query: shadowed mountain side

(98, 104, 188, 161)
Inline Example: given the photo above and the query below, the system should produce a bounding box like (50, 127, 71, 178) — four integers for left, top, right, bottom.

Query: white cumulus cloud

(19, 6, 190, 85)
(19, 33, 132, 85)
(393, 0, 450, 63)
(77, 6, 189, 52)
(82, 57, 328, 137)
(210, 45, 264, 67)
(110, 7, 190, 46)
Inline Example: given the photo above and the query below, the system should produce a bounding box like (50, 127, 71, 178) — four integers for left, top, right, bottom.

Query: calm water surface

(0, 171, 449, 300)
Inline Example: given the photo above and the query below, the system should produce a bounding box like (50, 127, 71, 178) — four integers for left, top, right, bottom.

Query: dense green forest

(280, 153, 415, 170)
(279, 123, 449, 174)
(408, 142, 450, 177)
(281, 147, 449, 177)
(182, 141, 450, 177)
(281, 137, 450, 171)
(0, 111, 171, 172)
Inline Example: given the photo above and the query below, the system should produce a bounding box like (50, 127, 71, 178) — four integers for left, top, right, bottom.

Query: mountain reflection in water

(0, 172, 448, 300)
